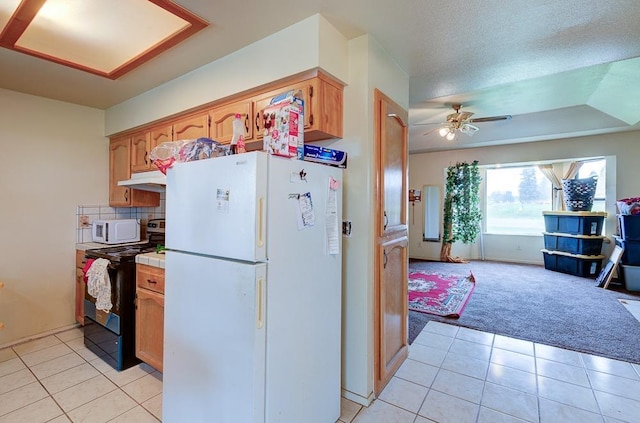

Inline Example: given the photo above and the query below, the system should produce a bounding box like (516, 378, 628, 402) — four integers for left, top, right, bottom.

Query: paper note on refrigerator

(326, 177, 340, 255)
(296, 192, 315, 230)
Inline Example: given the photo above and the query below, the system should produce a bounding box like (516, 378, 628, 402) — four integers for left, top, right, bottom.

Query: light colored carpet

(619, 299, 640, 324)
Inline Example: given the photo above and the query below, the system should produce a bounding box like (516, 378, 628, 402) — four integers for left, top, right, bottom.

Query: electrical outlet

(79, 215, 90, 227)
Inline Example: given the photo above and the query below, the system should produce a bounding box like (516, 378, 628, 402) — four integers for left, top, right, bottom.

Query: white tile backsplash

(76, 193, 165, 243)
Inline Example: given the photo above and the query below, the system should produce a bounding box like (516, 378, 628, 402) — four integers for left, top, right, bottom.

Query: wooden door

(209, 99, 253, 144)
(374, 89, 409, 395)
(172, 113, 209, 140)
(109, 137, 131, 206)
(135, 288, 164, 372)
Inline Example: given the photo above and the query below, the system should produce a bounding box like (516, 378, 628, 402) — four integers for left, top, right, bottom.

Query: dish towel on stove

(86, 258, 113, 313)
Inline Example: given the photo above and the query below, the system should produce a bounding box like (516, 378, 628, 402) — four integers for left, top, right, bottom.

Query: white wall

(408, 131, 640, 263)
(105, 15, 348, 136)
(318, 34, 408, 405)
(0, 88, 107, 347)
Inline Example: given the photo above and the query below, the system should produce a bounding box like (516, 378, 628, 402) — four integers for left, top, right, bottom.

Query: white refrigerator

(162, 151, 343, 423)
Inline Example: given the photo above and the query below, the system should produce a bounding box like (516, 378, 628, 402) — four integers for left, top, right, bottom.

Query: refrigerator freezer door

(166, 152, 267, 262)
(162, 251, 267, 423)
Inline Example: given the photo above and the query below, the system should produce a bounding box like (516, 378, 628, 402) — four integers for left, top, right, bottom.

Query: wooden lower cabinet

(135, 264, 165, 372)
(75, 250, 87, 325)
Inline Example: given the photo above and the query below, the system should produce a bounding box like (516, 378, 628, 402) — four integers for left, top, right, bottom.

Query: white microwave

(92, 219, 140, 244)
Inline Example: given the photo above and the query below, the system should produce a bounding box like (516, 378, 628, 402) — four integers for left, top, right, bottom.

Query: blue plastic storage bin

(543, 211, 606, 236)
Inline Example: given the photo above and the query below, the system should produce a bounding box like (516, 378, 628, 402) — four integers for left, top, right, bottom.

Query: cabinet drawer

(136, 264, 165, 294)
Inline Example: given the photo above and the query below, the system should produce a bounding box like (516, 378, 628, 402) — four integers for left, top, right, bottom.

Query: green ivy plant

(442, 161, 482, 255)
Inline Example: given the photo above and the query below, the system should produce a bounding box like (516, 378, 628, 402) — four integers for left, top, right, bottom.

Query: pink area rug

(408, 270, 476, 317)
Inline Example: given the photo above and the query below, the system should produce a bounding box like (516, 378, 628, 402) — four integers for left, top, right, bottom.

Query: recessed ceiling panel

(18, 0, 190, 73)
(0, 0, 207, 79)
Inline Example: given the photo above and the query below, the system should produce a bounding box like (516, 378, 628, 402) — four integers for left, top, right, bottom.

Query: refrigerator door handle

(256, 277, 264, 329)
(257, 197, 265, 248)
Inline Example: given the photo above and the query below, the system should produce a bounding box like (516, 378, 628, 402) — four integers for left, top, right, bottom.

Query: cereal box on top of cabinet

(262, 91, 304, 158)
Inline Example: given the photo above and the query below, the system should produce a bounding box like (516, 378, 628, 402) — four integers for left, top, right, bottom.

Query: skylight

(0, 0, 208, 79)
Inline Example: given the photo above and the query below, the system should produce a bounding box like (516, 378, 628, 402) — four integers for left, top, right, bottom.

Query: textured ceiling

(1, 0, 639, 152)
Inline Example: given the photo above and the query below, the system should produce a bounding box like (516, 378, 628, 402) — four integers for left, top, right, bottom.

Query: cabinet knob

(0, 282, 4, 288)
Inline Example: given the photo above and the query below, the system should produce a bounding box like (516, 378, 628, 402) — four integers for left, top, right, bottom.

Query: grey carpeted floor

(408, 259, 640, 364)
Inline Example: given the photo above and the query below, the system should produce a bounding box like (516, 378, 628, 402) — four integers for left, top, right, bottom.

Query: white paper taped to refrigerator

(216, 188, 230, 213)
(296, 192, 315, 230)
(326, 177, 340, 255)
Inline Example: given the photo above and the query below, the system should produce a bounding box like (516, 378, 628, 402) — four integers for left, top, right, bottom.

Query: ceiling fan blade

(469, 115, 512, 123)
(422, 127, 442, 136)
(459, 123, 479, 136)
(412, 121, 445, 126)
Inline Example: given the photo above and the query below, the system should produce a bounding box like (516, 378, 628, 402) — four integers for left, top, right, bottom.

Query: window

(485, 166, 552, 235)
(577, 159, 606, 213)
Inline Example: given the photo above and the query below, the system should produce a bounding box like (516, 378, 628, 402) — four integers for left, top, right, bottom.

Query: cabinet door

(109, 137, 132, 206)
(376, 237, 408, 393)
(75, 250, 86, 325)
(136, 288, 164, 372)
(374, 90, 409, 395)
(109, 137, 160, 207)
(150, 125, 172, 150)
(209, 100, 253, 144)
(172, 113, 209, 140)
(131, 131, 151, 173)
(252, 76, 342, 143)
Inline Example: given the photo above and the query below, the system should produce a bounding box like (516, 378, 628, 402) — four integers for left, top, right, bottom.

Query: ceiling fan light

(446, 131, 456, 141)
(438, 127, 449, 137)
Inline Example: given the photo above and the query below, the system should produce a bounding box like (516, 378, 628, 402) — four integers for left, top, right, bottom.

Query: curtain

(563, 162, 583, 180)
(538, 164, 563, 210)
(538, 161, 584, 211)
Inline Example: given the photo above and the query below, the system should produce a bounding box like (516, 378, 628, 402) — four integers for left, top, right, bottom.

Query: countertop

(75, 242, 165, 269)
(135, 252, 165, 269)
(75, 240, 151, 251)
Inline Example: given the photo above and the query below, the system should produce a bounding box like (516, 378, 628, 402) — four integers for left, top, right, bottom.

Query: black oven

(83, 243, 158, 371)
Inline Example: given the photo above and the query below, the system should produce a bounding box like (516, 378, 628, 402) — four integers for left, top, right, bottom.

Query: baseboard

(341, 387, 375, 407)
(0, 323, 81, 350)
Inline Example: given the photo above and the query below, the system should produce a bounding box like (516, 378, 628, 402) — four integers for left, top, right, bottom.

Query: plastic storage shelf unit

(543, 211, 606, 236)
(543, 232, 604, 256)
(541, 249, 605, 278)
(618, 214, 640, 240)
(620, 264, 640, 291)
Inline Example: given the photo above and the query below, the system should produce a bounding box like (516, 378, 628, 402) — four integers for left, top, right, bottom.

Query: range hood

(118, 170, 166, 192)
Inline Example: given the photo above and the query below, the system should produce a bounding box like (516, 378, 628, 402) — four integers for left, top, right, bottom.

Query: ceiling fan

(417, 104, 512, 140)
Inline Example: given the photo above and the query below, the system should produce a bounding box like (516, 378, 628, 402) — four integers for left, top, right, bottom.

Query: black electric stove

(83, 219, 165, 371)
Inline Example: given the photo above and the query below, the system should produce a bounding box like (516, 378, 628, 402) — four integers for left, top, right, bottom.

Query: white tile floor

(2, 321, 640, 422)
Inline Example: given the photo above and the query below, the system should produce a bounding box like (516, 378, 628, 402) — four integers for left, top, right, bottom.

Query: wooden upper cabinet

(172, 112, 209, 140)
(209, 99, 253, 145)
(109, 137, 132, 206)
(131, 131, 151, 172)
(253, 75, 343, 142)
(108, 72, 344, 192)
(109, 137, 160, 207)
(150, 125, 172, 150)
